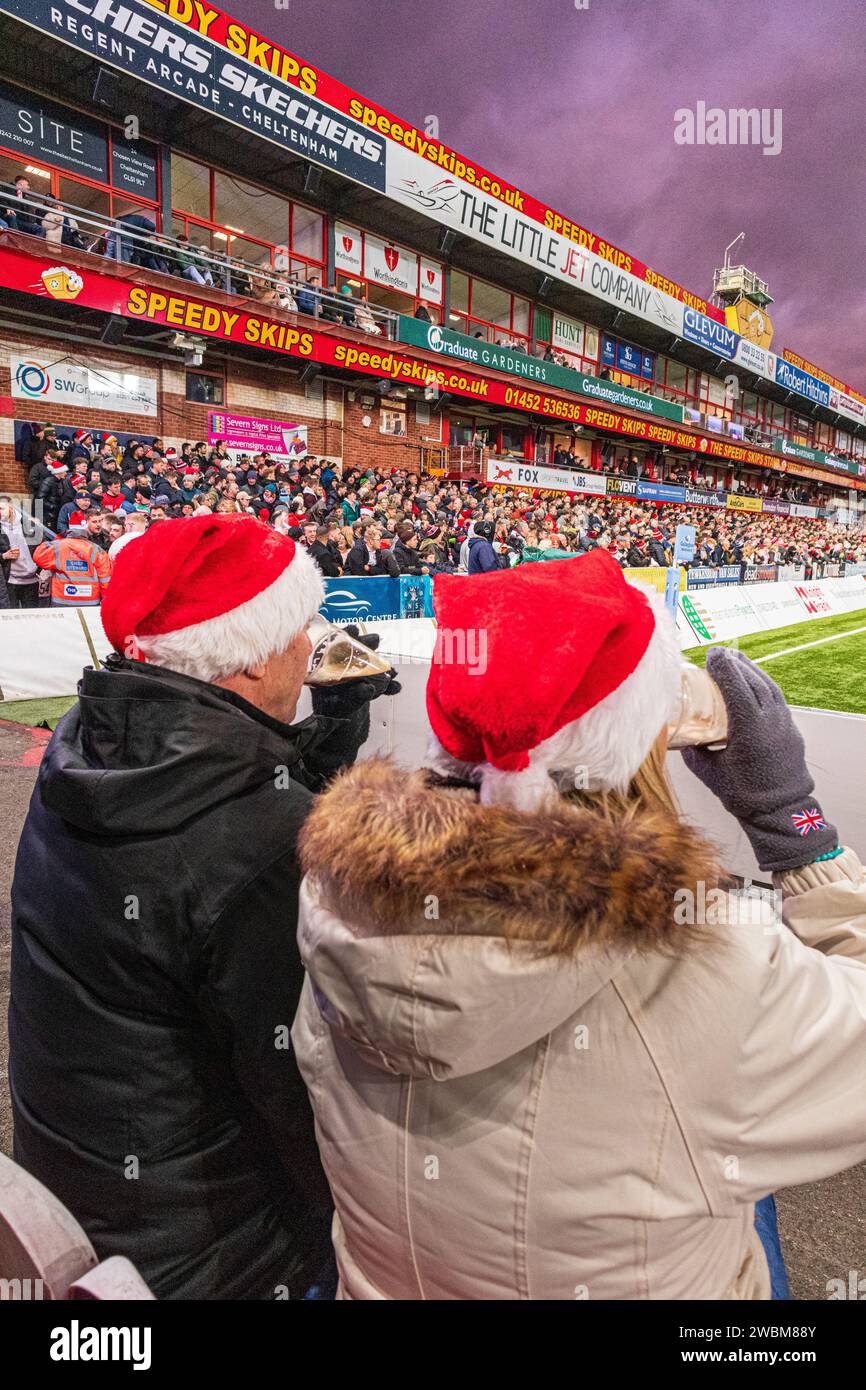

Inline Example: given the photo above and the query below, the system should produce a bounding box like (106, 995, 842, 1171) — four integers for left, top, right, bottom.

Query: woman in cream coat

(292, 552, 866, 1300)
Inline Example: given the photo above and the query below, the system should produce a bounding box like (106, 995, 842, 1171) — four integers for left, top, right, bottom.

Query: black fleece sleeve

(198, 829, 332, 1221)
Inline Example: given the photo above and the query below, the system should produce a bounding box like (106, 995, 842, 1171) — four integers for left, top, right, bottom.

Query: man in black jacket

(9, 514, 397, 1299)
(36, 460, 73, 531)
(343, 523, 400, 577)
(305, 524, 342, 577)
(392, 522, 429, 576)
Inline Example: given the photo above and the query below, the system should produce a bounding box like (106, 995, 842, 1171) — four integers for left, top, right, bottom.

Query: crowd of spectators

(3, 419, 865, 610)
(0, 176, 389, 332)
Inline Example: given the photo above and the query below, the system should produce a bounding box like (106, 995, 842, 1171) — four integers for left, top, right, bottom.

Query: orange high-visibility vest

(33, 537, 111, 607)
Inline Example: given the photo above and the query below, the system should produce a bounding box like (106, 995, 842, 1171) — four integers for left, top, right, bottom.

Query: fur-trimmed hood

(297, 759, 722, 1079)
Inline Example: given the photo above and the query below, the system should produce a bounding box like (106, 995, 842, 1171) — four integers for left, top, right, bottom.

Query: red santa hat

(425, 551, 682, 810)
(47, 460, 68, 475)
(101, 515, 323, 681)
(164, 446, 179, 461)
(74, 429, 91, 442)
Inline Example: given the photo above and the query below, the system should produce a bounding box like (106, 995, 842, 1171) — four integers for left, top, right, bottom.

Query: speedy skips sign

(0, 0, 386, 190)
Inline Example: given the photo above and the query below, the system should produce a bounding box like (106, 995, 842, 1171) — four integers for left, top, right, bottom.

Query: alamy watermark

(675, 102, 782, 157)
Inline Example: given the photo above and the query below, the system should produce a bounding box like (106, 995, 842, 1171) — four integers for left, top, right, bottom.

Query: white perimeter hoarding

(485, 459, 604, 494)
(679, 576, 866, 648)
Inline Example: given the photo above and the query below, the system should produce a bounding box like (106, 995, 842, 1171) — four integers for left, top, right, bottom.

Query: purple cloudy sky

(245, 0, 866, 387)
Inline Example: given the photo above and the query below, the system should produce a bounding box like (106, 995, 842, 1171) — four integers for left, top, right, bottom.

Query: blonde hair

(563, 736, 681, 824)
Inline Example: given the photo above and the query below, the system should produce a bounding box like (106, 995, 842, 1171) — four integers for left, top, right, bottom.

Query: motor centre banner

(207, 410, 308, 463)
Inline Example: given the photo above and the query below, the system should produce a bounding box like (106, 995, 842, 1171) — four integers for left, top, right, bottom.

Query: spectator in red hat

(293, 552, 866, 1301)
(10, 515, 399, 1300)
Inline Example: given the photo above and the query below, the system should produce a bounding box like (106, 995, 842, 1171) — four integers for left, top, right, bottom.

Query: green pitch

(684, 607, 866, 714)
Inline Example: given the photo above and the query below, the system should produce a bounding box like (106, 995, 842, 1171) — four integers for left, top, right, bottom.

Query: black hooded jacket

(9, 656, 369, 1299)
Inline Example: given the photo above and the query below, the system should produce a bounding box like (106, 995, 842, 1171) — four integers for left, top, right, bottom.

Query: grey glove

(681, 648, 837, 873)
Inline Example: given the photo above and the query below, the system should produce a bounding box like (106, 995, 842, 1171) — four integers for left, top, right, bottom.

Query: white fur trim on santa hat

(425, 586, 682, 812)
(134, 541, 324, 683)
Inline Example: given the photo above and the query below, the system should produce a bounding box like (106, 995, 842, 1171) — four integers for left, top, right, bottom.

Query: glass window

(292, 204, 324, 262)
(449, 417, 474, 447)
(186, 372, 224, 404)
(471, 278, 510, 329)
(451, 271, 469, 312)
(380, 402, 407, 436)
(57, 178, 109, 228)
(500, 424, 525, 456)
(213, 173, 289, 248)
(512, 297, 530, 337)
(665, 360, 687, 392)
(172, 154, 211, 220)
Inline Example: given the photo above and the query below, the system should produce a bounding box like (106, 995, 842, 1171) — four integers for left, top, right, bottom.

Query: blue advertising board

(635, 481, 687, 504)
(773, 358, 832, 409)
(682, 308, 739, 359)
(602, 334, 655, 380)
(319, 576, 433, 624)
(673, 524, 696, 564)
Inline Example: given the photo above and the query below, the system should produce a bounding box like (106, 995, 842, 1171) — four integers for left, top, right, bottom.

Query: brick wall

(0, 327, 450, 491)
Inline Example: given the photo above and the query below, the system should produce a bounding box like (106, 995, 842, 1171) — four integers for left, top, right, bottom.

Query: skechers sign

(682, 308, 738, 359)
(1, 0, 385, 190)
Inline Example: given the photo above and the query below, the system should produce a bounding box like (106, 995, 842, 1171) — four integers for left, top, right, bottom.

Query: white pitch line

(753, 625, 866, 664)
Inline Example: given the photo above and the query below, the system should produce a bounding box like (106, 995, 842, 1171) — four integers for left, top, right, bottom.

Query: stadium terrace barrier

(678, 574, 866, 649)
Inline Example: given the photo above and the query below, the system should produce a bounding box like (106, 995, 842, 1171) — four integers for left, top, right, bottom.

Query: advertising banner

(2, 0, 387, 192)
(635, 480, 686, 504)
(3, 242, 865, 495)
(686, 566, 742, 588)
(11, 353, 157, 415)
(552, 312, 584, 357)
(679, 587, 765, 644)
(622, 566, 682, 596)
(399, 317, 579, 393)
(319, 575, 433, 623)
(762, 499, 791, 515)
(0, 78, 158, 199)
(744, 582, 807, 629)
(791, 582, 834, 617)
(774, 357, 831, 409)
(726, 494, 762, 512)
(570, 373, 681, 421)
(685, 567, 720, 589)
(776, 564, 806, 581)
(399, 317, 682, 420)
(684, 487, 727, 508)
(485, 458, 606, 495)
(363, 234, 416, 296)
(741, 564, 778, 583)
(207, 410, 308, 463)
(682, 308, 738, 359)
(333, 222, 363, 277)
(601, 335, 654, 379)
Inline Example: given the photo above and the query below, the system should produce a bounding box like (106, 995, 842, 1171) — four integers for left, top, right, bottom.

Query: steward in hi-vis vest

(33, 535, 111, 607)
